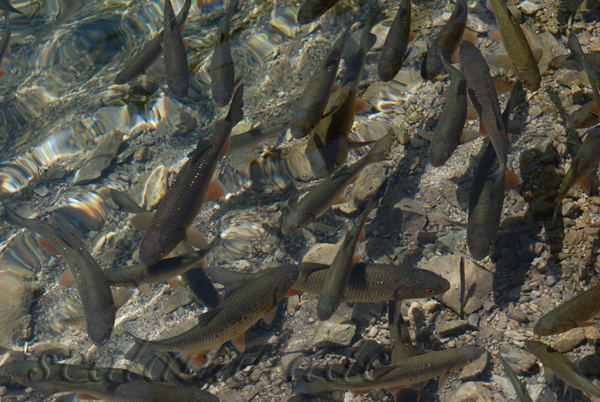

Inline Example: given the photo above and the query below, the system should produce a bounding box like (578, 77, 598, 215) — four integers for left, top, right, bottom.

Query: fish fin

(388, 386, 403, 393)
(205, 266, 251, 297)
(351, 389, 372, 395)
(438, 371, 450, 392)
(486, 0, 493, 12)
(505, 171, 519, 188)
(462, 31, 477, 45)
(286, 289, 301, 297)
(0, 71, 4, 77)
(184, 226, 208, 249)
(580, 177, 589, 190)
(493, 77, 513, 93)
(533, 47, 544, 63)
(331, 83, 340, 92)
(479, 119, 488, 135)
(460, 128, 482, 144)
(226, 84, 244, 126)
(263, 306, 277, 325)
(489, 30, 502, 41)
(466, 107, 479, 120)
(409, 33, 415, 41)
(77, 393, 98, 400)
(231, 333, 245, 352)
(138, 283, 152, 296)
(181, 267, 220, 308)
(551, 204, 560, 228)
(347, 139, 377, 149)
(333, 196, 347, 205)
(128, 212, 155, 231)
(563, 384, 568, 398)
(59, 272, 75, 286)
(188, 140, 212, 162)
(220, 137, 231, 157)
(183, 352, 207, 369)
(358, 228, 366, 242)
(590, 103, 599, 115)
(298, 262, 329, 277)
(112, 288, 134, 309)
(205, 178, 225, 201)
(354, 98, 368, 113)
(37, 235, 61, 255)
(352, 254, 361, 265)
(168, 279, 180, 288)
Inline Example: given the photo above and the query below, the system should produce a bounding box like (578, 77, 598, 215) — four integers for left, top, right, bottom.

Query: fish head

(458, 346, 486, 365)
(397, 270, 451, 299)
(533, 316, 574, 336)
(0, 361, 43, 385)
(139, 227, 184, 266)
(272, 264, 300, 300)
(281, 209, 313, 235)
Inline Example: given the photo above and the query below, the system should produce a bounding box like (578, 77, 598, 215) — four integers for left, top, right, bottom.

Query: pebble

(519, 0, 543, 15)
(281, 352, 303, 377)
(436, 230, 466, 251)
(508, 307, 529, 323)
(141, 165, 168, 210)
(553, 327, 587, 352)
(459, 351, 488, 380)
(73, 131, 123, 184)
(451, 381, 494, 402)
(438, 319, 475, 337)
(585, 326, 600, 345)
(33, 184, 49, 197)
(313, 321, 356, 347)
(499, 344, 538, 374)
(133, 146, 150, 162)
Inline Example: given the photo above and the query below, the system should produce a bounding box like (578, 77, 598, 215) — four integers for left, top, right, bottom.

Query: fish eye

(425, 287, 435, 294)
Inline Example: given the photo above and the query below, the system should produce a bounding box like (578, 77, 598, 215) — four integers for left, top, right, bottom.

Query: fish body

(566, 101, 600, 129)
(317, 197, 377, 320)
(290, 30, 348, 139)
(499, 354, 533, 402)
(298, 346, 483, 394)
(377, 0, 411, 82)
(163, 0, 189, 99)
(0, 29, 10, 67)
(115, 0, 191, 85)
(550, 51, 600, 71)
(525, 340, 600, 398)
(0, 361, 218, 402)
(567, 33, 600, 109)
(534, 284, 600, 336)
(281, 134, 391, 235)
(209, 0, 238, 107)
(229, 122, 287, 151)
(428, 49, 467, 166)
(297, 0, 339, 24)
(2, 204, 115, 346)
(488, 0, 540, 90)
(294, 262, 449, 302)
(421, 0, 467, 80)
(554, 126, 600, 206)
(459, 40, 508, 174)
(127, 265, 298, 356)
(139, 85, 243, 266)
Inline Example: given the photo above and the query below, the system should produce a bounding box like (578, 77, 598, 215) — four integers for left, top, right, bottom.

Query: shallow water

(0, 0, 599, 401)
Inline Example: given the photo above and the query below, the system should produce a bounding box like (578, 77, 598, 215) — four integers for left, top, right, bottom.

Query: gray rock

(585, 326, 600, 345)
(421, 254, 493, 314)
(500, 344, 537, 374)
(508, 307, 529, 323)
(313, 321, 356, 347)
(493, 374, 517, 400)
(351, 162, 387, 206)
(451, 381, 494, 402)
(518, 0, 542, 15)
(73, 131, 123, 184)
(394, 198, 427, 235)
(553, 327, 586, 352)
(437, 319, 475, 337)
(459, 351, 488, 380)
(281, 352, 303, 377)
(436, 230, 466, 251)
(141, 165, 169, 210)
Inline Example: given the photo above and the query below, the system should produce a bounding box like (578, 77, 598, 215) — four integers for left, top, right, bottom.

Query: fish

(297, 0, 340, 24)
(317, 192, 378, 321)
(104, 237, 219, 288)
(428, 48, 467, 167)
(552, 126, 600, 225)
(281, 134, 392, 235)
(1, 203, 115, 346)
(498, 354, 533, 402)
(533, 284, 600, 336)
(488, 0, 540, 90)
(163, 0, 189, 99)
(567, 33, 600, 109)
(126, 264, 298, 361)
(0, 360, 218, 401)
(305, 22, 376, 177)
(377, 0, 411, 82)
(138, 84, 243, 266)
(208, 0, 238, 107)
(421, 0, 468, 80)
(388, 300, 418, 364)
(290, 29, 349, 139)
(229, 122, 288, 151)
(566, 101, 600, 129)
(293, 262, 449, 303)
(0, 28, 10, 67)
(108, 188, 145, 214)
(459, 40, 508, 177)
(525, 340, 600, 398)
(295, 346, 484, 394)
(467, 82, 522, 260)
(115, 0, 191, 85)
(550, 51, 600, 71)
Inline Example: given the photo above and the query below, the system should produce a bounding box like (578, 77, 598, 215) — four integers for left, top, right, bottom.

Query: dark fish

(163, 0, 189, 99)
(488, 0, 540, 90)
(498, 354, 533, 402)
(526, 340, 600, 398)
(567, 33, 600, 109)
(115, 0, 191, 85)
(0, 28, 10, 67)
(534, 284, 600, 336)
(294, 262, 449, 303)
(109, 188, 145, 214)
(126, 265, 298, 359)
(230, 122, 288, 151)
(290, 29, 349, 139)
(566, 101, 600, 129)
(421, 0, 467, 80)
(297, 0, 340, 24)
(317, 194, 377, 321)
(181, 265, 221, 308)
(209, 0, 238, 107)
(2, 203, 115, 346)
(377, 0, 411, 82)
(281, 134, 391, 235)
(428, 49, 467, 166)
(296, 346, 484, 394)
(550, 51, 600, 71)
(459, 40, 508, 176)
(0, 360, 218, 401)
(139, 85, 243, 266)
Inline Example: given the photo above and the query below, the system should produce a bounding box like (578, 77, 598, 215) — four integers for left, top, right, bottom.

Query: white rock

(518, 0, 542, 15)
(141, 165, 168, 210)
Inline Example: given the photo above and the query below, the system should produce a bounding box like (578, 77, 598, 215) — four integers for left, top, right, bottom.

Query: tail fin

(124, 332, 149, 361)
(364, 134, 393, 165)
(227, 84, 244, 125)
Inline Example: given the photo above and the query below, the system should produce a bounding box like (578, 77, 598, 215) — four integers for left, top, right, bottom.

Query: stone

(133, 146, 150, 162)
(578, 353, 600, 377)
(493, 374, 517, 400)
(313, 321, 356, 347)
(436, 229, 466, 251)
(393, 198, 427, 234)
(302, 242, 340, 265)
(459, 351, 488, 380)
(518, 0, 542, 15)
(508, 307, 529, 323)
(351, 162, 388, 206)
(499, 344, 537, 374)
(281, 352, 303, 377)
(585, 326, 600, 345)
(73, 131, 123, 184)
(420, 254, 493, 314)
(451, 381, 494, 402)
(553, 327, 587, 352)
(141, 165, 169, 210)
(437, 319, 475, 337)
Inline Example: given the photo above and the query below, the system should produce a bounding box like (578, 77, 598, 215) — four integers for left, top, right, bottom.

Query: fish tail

(226, 0, 239, 18)
(226, 84, 244, 125)
(551, 204, 560, 228)
(364, 134, 393, 164)
(124, 332, 151, 361)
